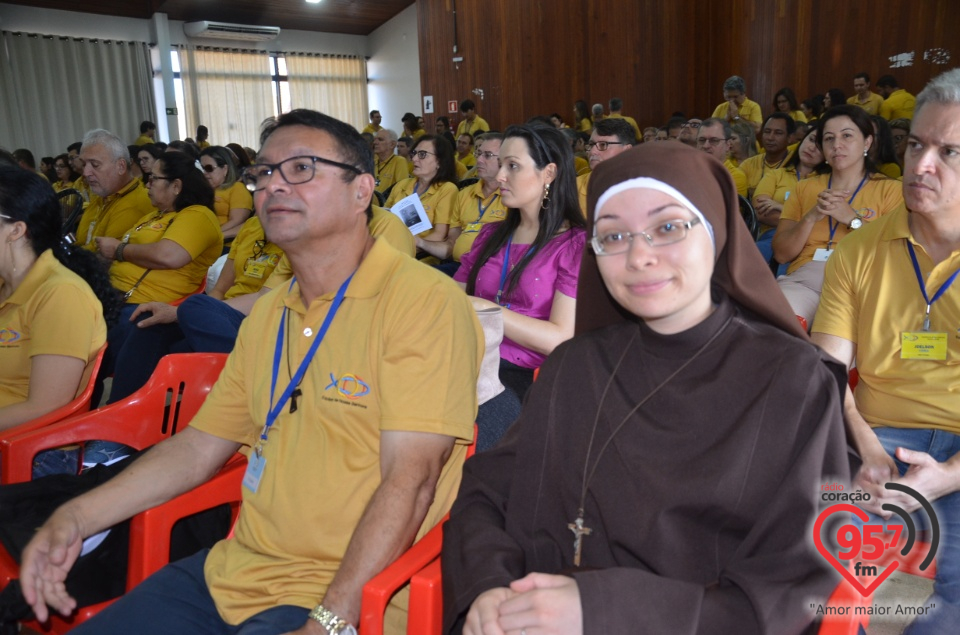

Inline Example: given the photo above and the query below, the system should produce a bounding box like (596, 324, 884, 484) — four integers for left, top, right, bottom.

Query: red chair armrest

(359, 518, 447, 635)
(409, 558, 443, 635)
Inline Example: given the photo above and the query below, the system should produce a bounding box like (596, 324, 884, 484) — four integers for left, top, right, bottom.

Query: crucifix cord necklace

(569, 314, 733, 567)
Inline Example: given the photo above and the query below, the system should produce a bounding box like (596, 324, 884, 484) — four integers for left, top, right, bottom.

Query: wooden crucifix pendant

(567, 510, 592, 567)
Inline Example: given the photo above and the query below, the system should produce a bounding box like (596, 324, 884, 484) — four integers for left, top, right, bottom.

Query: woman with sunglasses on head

(454, 123, 586, 401)
(772, 105, 902, 325)
(200, 146, 254, 240)
(443, 141, 848, 635)
(386, 134, 458, 244)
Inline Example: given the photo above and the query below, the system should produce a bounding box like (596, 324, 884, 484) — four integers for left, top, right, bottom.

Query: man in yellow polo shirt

(455, 99, 490, 138)
(417, 133, 507, 275)
(133, 120, 156, 146)
(606, 97, 641, 142)
(711, 75, 763, 134)
(74, 129, 155, 251)
(372, 128, 409, 195)
(847, 72, 884, 116)
(812, 69, 960, 632)
(21, 109, 481, 635)
(697, 118, 748, 196)
(576, 119, 636, 215)
(877, 74, 917, 120)
(362, 109, 383, 135)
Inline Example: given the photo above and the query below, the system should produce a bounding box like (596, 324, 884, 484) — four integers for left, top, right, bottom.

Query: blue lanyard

(907, 242, 960, 331)
(477, 193, 499, 223)
(496, 235, 536, 308)
(257, 273, 354, 454)
(413, 180, 424, 196)
(826, 174, 869, 249)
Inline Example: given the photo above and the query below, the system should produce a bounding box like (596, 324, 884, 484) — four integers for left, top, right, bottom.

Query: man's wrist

(308, 604, 357, 635)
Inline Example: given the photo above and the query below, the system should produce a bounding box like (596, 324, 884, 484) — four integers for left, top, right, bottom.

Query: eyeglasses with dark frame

(680, 122, 702, 129)
(242, 155, 362, 192)
(473, 150, 498, 160)
(411, 149, 436, 160)
(147, 174, 175, 183)
(591, 218, 702, 255)
(586, 141, 627, 152)
(696, 137, 730, 148)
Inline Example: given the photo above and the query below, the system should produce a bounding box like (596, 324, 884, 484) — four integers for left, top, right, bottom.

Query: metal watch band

(308, 605, 348, 634)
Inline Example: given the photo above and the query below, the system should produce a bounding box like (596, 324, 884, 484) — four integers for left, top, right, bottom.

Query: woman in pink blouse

(456, 123, 586, 399)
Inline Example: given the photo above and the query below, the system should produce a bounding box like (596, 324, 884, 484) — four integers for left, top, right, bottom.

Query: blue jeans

(71, 549, 310, 635)
(177, 294, 247, 354)
(869, 427, 960, 634)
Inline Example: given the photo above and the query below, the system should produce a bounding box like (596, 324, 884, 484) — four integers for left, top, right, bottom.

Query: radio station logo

(813, 482, 938, 597)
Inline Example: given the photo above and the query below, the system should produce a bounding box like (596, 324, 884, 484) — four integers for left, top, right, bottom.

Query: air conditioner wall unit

(183, 21, 281, 42)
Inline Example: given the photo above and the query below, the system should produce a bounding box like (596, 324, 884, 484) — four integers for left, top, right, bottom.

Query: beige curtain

(179, 46, 275, 149)
(286, 54, 368, 132)
(0, 32, 155, 157)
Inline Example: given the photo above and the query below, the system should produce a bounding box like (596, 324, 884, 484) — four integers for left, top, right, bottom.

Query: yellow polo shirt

(813, 206, 960, 434)
(223, 216, 284, 300)
(574, 156, 591, 176)
(451, 182, 508, 261)
(361, 124, 382, 135)
(740, 151, 793, 193)
(847, 92, 884, 116)
(880, 89, 916, 120)
(458, 152, 477, 169)
(71, 176, 91, 203)
(577, 172, 591, 218)
(0, 250, 105, 408)
(76, 178, 154, 251)
(134, 134, 153, 146)
(787, 109, 808, 123)
(456, 116, 490, 138)
(213, 181, 254, 227)
(110, 205, 223, 304)
(723, 159, 749, 197)
(779, 173, 903, 274)
(386, 178, 458, 238)
(374, 154, 409, 194)
(711, 97, 763, 125)
(192, 237, 480, 626)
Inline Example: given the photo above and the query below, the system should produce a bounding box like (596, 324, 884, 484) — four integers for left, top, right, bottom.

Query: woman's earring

(864, 149, 869, 157)
(541, 182, 551, 210)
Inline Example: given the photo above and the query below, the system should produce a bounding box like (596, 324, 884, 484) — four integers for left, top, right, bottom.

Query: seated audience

(397, 135, 414, 173)
(133, 120, 156, 146)
(226, 143, 252, 169)
(590, 103, 605, 125)
(75, 129, 154, 251)
(641, 126, 658, 143)
(696, 118, 748, 196)
(373, 128, 409, 195)
(39, 156, 56, 182)
(417, 134, 507, 275)
(801, 95, 825, 122)
(200, 146, 254, 240)
(773, 86, 808, 122)
(126, 145, 143, 181)
(0, 166, 119, 431)
(577, 118, 636, 215)
(728, 121, 758, 166)
(573, 100, 592, 133)
(435, 115, 457, 149)
(711, 75, 762, 133)
(823, 88, 847, 110)
(51, 153, 80, 192)
(362, 109, 383, 135)
(135, 143, 163, 185)
(740, 113, 796, 194)
(386, 135, 458, 244)
(888, 117, 911, 165)
(678, 118, 701, 147)
(442, 141, 848, 635)
(772, 105, 902, 325)
(870, 115, 903, 178)
(753, 126, 825, 262)
(606, 97, 641, 141)
(455, 123, 586, 401)
(456, 132, 476, 169)
(457, 99, 490, 137)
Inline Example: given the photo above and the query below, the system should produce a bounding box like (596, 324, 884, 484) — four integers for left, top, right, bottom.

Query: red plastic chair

(0, 342, 107, 442)
(0, 352, 227, 484)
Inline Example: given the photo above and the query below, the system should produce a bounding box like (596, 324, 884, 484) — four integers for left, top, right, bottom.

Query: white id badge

(242, 452, 266, 493)
(812, 248, 834, 262)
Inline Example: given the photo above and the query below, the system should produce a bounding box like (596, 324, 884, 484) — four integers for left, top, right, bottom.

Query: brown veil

(575, 142, 806, 339)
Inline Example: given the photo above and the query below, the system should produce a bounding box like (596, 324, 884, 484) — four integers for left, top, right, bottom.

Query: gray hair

(81, 129, 130, 165)
(915, 68, 960, 116)
(722, 75, 747, 94)
(591, 103, 605, 117)
(379, 128, 398, 143)
(700, 117, 733, 139)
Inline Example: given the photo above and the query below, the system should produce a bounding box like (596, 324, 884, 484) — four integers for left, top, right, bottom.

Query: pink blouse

(455, 223, 586, 369)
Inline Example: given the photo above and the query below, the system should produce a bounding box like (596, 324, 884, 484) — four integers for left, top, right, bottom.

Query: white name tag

(813, 248, 834, 262)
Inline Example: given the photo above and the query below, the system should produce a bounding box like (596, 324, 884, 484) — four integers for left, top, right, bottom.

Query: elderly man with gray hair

(812, 68, 960, 634)
(372, 127, 408, 195)
(74, 128, 155, 251)
(710, 75, 762, 134)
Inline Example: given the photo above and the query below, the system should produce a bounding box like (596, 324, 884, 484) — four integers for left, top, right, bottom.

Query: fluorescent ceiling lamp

(305, 0, 322, 3)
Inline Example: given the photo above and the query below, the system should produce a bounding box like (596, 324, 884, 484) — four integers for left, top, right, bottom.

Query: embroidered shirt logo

(325, 373, 371, 400)
(0, 328, 22, 345)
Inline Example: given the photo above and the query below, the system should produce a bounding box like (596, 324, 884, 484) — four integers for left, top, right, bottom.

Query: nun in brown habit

(442, 142, 851, 635)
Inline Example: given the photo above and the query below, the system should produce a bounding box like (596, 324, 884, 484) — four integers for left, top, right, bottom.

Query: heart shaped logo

(813, 503, 900, 597)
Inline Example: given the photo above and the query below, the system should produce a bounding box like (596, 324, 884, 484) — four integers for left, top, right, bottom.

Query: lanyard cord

(826, 173, 869, 249)
(907, 242, 960, 331)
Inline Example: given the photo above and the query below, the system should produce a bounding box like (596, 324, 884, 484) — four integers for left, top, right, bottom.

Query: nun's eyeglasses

(592, 218, 702, 255)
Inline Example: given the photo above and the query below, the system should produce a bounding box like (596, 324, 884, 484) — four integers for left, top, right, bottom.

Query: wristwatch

(848, 216, 864, 230)
(308, 605, 358, 635)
